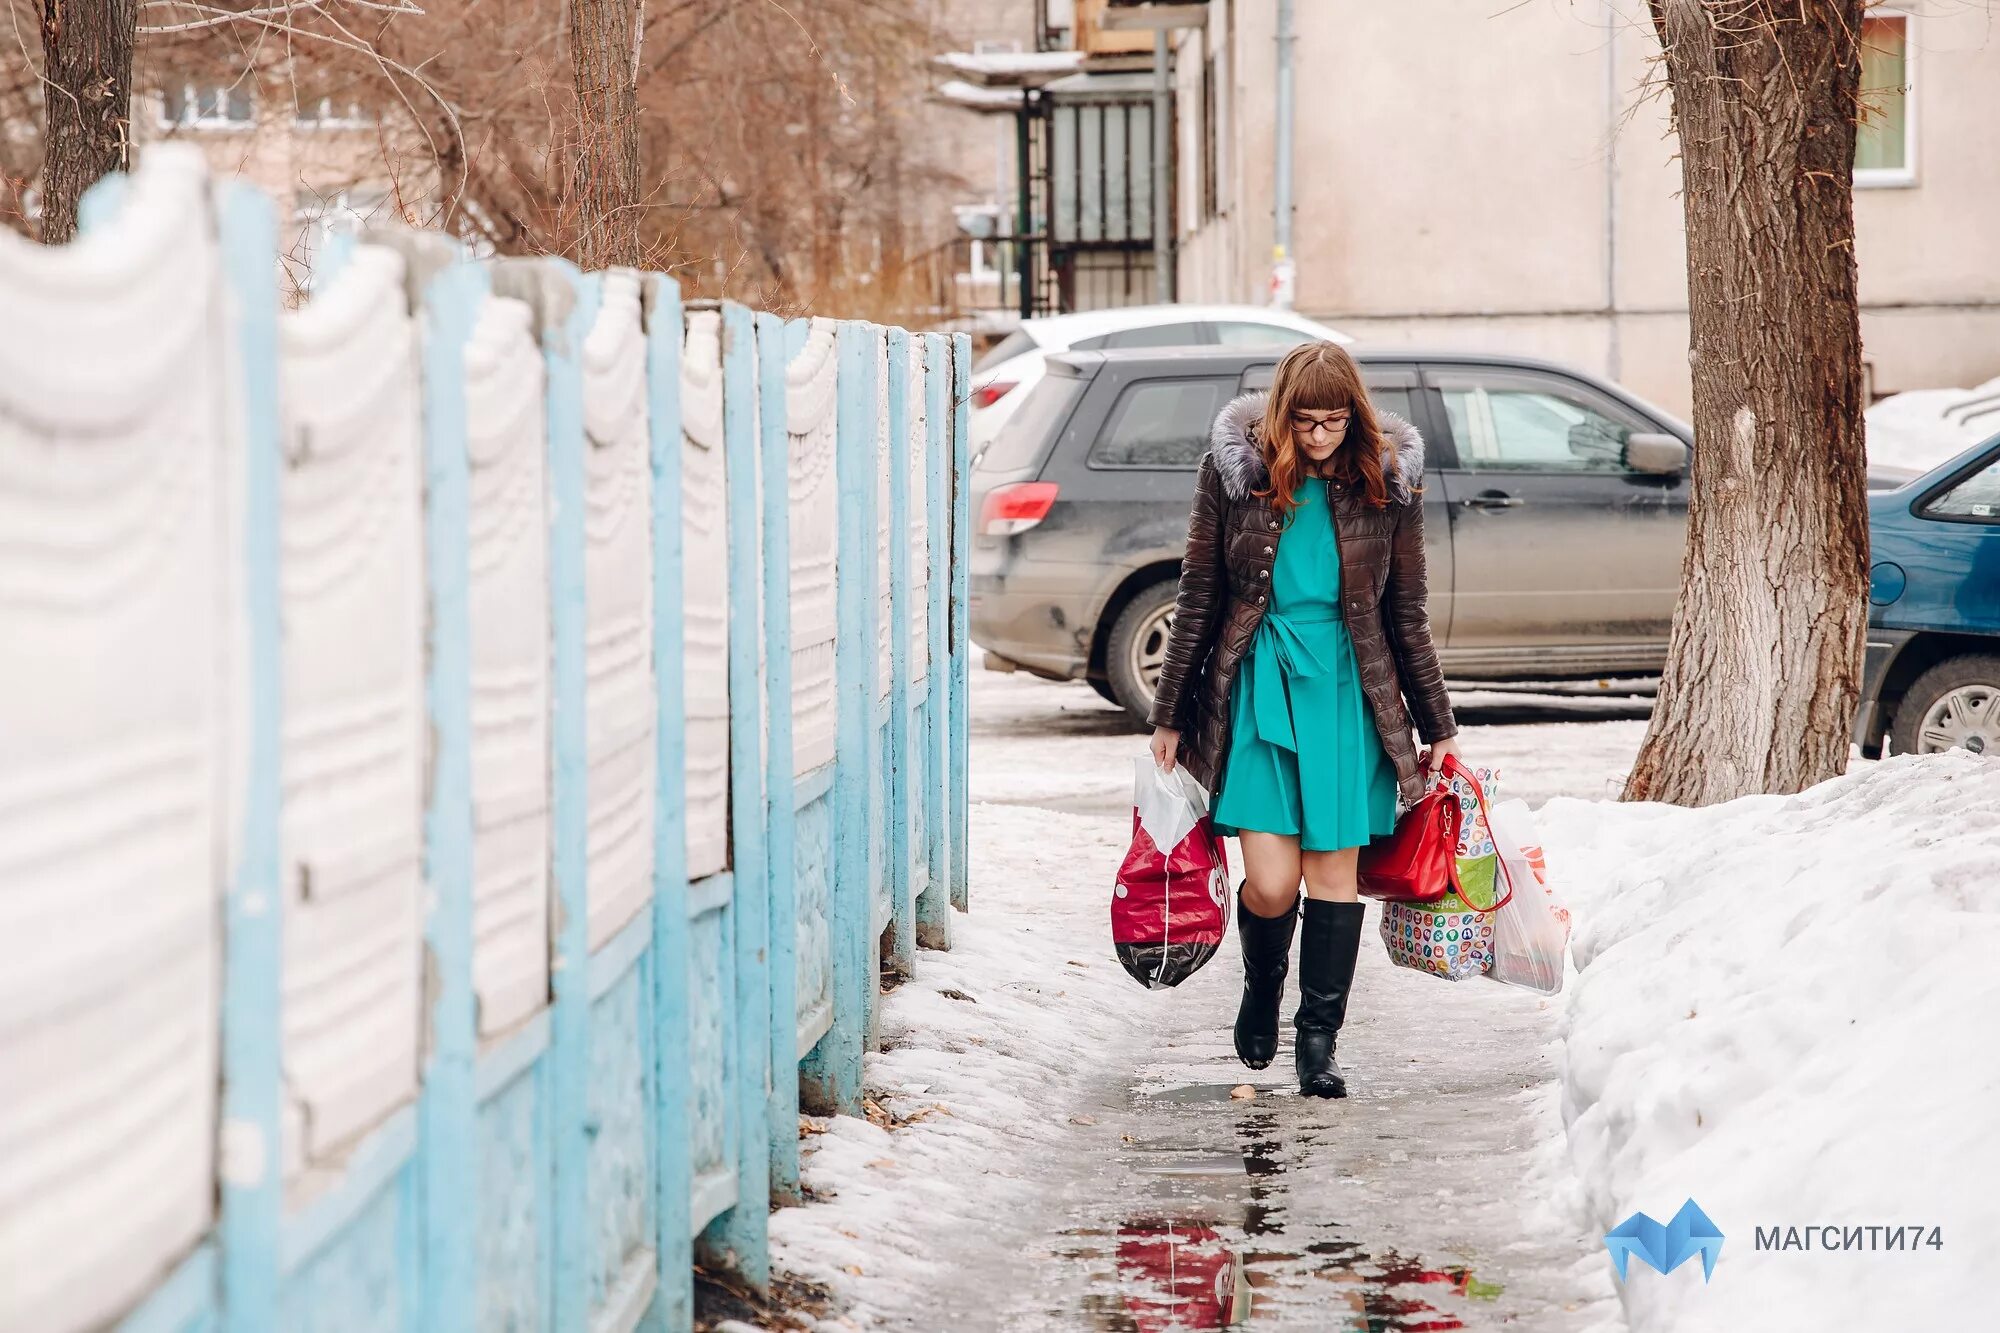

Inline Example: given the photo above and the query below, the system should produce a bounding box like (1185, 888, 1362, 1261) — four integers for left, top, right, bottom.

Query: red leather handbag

(1357, 758, 1466, 903)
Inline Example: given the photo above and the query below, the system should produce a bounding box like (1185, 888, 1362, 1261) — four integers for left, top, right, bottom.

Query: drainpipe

(1271, 0, 1297, 308)
(1016, 93, 1034, 320)
(1603, 1, 1623, 383)
(1154, 28, 1174, 303)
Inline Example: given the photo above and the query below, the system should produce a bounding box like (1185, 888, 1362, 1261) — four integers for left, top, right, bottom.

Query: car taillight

(972, 380, 1018, 410)
(978, 481, 1060, 536)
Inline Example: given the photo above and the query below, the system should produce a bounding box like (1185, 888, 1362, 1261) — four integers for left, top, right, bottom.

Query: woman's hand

(1419, 735, 1464, 777)
(1149, 726, 1180, 773)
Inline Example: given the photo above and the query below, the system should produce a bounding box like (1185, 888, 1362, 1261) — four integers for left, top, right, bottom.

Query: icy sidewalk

(769, 675, 1636, 1330)
(771, 798, 1620, 1331)
(767, 801, 1162, 1327)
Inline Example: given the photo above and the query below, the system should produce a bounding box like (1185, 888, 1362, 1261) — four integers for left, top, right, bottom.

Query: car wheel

(1888, 654, 2000, 758)
(1087, 676, 1120, 706)
(1106, 580, 1179, 727)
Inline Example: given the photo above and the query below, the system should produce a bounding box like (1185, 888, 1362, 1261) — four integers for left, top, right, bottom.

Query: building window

(160, 82, 255, 129)
(1855, 13, 1914, 187)
(294, 96, 371, 130)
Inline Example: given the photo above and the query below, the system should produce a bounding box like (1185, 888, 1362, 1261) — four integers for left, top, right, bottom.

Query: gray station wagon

(969, 344, 1915, 723)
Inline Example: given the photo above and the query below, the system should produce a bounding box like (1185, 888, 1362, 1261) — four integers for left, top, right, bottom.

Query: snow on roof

(1866, 374, 2000, 473)
(933, 50, 1085, 87)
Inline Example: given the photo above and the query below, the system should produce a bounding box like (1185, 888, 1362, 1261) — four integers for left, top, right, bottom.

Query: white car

(968, 304, 1351, 456)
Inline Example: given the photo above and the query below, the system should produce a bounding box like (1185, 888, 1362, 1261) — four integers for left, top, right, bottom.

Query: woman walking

(1147, 341, 1463, 1099)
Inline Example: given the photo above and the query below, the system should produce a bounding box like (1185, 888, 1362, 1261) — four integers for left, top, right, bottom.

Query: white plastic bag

(1484, 799, 1572, 995)
(1132, 757, 1209, 856)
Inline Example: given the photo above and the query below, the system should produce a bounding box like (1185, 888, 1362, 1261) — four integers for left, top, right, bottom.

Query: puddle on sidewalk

(1039, 1085, 1504, 1331)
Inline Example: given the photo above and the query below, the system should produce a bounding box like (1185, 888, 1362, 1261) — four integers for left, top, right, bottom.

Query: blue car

(1855, 433, 2000, 758)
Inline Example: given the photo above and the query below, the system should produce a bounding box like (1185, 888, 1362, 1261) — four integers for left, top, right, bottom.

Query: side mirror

(1625, 433, 1688, 476)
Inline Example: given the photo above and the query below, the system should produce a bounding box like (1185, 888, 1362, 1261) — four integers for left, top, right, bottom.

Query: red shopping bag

(1113, 759, 1229, 989)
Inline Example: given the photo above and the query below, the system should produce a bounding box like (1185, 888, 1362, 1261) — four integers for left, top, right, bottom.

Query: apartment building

(1165, 1, 2000, 415)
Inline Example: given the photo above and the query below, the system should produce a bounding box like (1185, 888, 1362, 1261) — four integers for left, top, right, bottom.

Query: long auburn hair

(1256, 341, 1398, 518)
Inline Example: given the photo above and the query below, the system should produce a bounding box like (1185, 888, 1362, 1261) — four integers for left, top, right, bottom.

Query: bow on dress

(1239, 611, 1335, 752)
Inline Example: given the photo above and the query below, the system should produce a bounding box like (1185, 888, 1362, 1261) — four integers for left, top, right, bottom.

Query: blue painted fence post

(215, 180, 284, 1333)
(756, 312, 803, 1204)
(505, 258, 602, 1333)
(702, 301, 773, 1285)
(949, 334, 973, 913)
(643, 276, 695, 1333)
(916, 333, 953, 950)
(883, 329, 916, 978)
(401, 237, 489, 1333)
(799, 322, 879, 1116)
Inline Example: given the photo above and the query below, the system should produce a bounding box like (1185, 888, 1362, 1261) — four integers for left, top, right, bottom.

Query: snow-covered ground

(768, 671, 1998, 1333)
(1535, 750, 2000, 1333)
(1867, 376, 2000, 473)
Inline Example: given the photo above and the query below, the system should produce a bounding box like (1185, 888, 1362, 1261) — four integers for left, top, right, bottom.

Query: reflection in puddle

(1114, 1221, 1252, 1330)
(1066, 1220, 1502, 1332)
(1051, 1091, 1505, 1331)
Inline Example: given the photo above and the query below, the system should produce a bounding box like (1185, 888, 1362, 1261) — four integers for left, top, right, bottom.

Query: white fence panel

(682, 311, 729, 879)
(276, 243, 425, 1172)
(465, 294, 553, 1037)
(0, 153, 227, 1333)
(581, 273, 657, 949)
(874, 330, 894, 700)
(787, 318, 839, 777)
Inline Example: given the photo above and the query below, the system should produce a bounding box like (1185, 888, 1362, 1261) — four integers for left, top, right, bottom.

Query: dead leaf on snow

(865, 1157, 896, 1169)
(939, 987, 978, 1003)
(844, 1264, 864, 1277)
(1230, 1084, 1257, 1100)
(1068, 1113, 1098, 1127)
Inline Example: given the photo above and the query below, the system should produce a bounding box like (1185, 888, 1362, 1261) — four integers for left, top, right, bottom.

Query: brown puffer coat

(1146, 392, 1458, 807)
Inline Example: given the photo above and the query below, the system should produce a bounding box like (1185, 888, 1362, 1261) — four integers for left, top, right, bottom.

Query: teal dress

(1211, 479, 1401, 851)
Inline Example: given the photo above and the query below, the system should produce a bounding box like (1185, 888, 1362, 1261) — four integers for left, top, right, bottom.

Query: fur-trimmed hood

(1209, 391, 1425, 506)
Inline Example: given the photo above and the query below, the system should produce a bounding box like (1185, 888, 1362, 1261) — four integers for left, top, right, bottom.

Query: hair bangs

(1283, 357, 1359, 413)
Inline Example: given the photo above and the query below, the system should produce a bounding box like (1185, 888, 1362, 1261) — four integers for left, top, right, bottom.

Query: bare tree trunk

(568, 0, 644, 269)
(37, 0, 137, 244)
(1624, 1, 1870, 806)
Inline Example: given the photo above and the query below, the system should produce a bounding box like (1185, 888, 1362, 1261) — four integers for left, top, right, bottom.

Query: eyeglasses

(1290, 412, 1351, 438)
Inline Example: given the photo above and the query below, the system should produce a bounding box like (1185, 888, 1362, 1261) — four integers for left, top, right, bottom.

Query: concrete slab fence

(0, 146, 974, 1333)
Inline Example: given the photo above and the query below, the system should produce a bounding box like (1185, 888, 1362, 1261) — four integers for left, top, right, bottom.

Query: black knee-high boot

(1295, 899, 1365, 1098)
(1233, 893, 1300, 1070)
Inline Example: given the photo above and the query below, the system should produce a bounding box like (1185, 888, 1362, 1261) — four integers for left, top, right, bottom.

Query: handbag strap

(1433, 754, 1515, 913)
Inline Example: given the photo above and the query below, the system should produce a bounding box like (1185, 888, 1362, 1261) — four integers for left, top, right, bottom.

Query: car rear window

(1070, 322, 1208, 352)
(977, 373, 1085, 474)
(1088, 378, 1230, 469)
(1214, 321, 1315, 348)
(1923, 452, 2000, 521)
(973, 329, 1038, 373)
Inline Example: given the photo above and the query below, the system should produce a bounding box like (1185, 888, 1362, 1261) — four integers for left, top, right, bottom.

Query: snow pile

(1866, 375, 2000, 473)
(767, 801, 1159, 1328)
(1535, 752, 2000, 1333)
